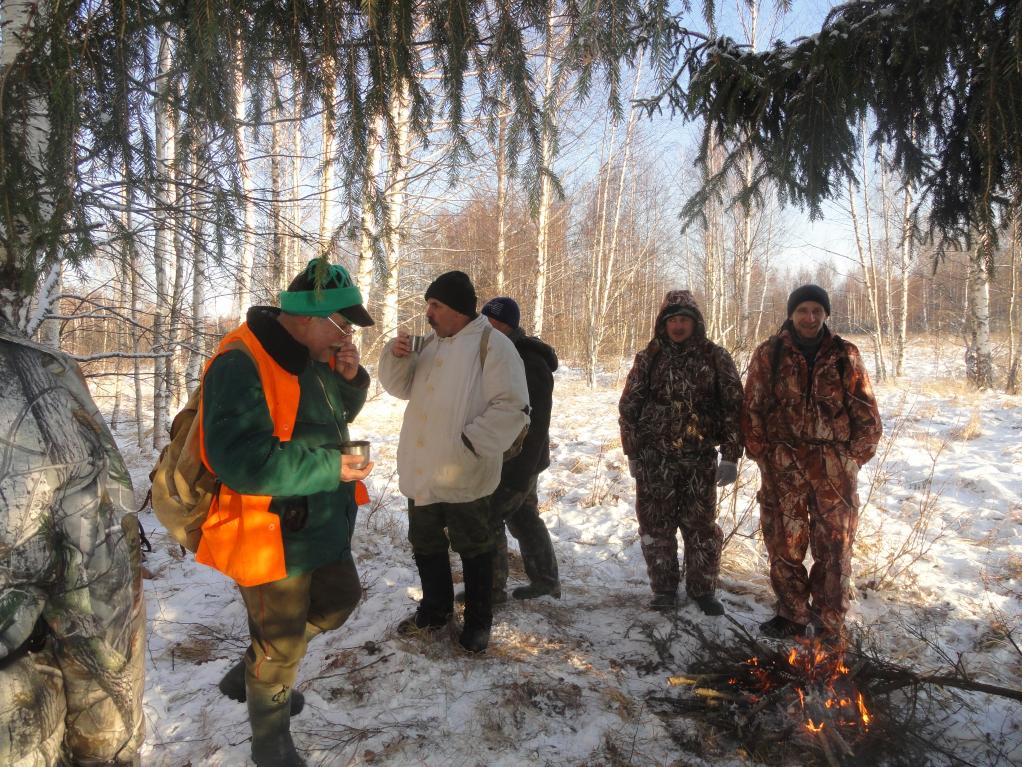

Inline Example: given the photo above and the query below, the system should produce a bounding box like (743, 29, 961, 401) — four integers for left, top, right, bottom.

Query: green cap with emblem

(279, 259, 374, 326)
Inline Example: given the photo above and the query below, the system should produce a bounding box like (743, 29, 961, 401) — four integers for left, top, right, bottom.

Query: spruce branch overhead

(645, 0, 1022, 244)
(0, 0, 687, 303)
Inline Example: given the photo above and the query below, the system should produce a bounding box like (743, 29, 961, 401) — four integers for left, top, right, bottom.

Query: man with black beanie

(741, 285, 882, 640)
(378, 271, 530, 653)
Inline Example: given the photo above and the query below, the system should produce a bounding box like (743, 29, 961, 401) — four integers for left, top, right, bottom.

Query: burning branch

(648, 616, 1022, 766)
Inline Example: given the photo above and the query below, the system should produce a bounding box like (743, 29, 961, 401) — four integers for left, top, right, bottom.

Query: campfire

(641, 617, 1022, 766)
(666, 635, 874, 765)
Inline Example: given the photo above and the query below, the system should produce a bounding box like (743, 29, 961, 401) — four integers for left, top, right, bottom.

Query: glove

(628, 459, 640, 478)
(715, 460, 738, 487)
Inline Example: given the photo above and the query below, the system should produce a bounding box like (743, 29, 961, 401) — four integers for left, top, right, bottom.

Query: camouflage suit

(0, 325, 145, 767)
(742, 322, 882, 632)
(619, 291, 744, 599)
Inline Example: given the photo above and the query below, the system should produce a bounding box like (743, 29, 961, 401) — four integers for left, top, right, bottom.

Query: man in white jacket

(379, 271, 530, 652)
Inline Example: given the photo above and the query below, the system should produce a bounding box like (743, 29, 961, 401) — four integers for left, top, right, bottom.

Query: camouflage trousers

(635, 452, 722, 598)
(490, 474, 559, 594)
(0, 634, 145, 767)
(238, 553, 362, 692)
(757, 443, 860, 632)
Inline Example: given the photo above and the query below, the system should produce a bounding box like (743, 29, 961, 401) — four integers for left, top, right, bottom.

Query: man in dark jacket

(201, 260, 375, 767)
(619, 290, 744, 616)
(742, 285, 882, 639)
(475, 297, 561, 603)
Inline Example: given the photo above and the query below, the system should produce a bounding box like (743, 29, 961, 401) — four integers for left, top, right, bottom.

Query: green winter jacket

(202, 307, 370, 577)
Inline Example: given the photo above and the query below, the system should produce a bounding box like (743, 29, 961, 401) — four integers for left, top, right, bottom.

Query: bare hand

(391, 332, 412, 358)
(340, 454, 374, 482)
(334, 339, 360, 381)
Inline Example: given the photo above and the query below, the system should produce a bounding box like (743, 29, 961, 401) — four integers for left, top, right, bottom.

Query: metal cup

(409, 335, 426, 353)
(339, 440, 371, 469)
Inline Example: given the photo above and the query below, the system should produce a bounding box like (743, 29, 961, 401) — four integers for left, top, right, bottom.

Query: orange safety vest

(194, 323, 368, 587)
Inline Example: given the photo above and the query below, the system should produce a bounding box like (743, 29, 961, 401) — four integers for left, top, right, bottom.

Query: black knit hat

(787, 284, 831, 317)
(481, 297, 520, 329)
(425, 270, 477, 317)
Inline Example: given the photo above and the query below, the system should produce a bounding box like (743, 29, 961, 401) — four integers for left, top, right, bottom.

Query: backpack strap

(479, 324, 492, 371)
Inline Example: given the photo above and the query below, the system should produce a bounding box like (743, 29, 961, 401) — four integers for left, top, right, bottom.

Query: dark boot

(760, 615, 807, 638)
(459, 550, 495, 653)
(397, 552, 454, 635)
(248, 679, 306, 767)
(218, 659, 305, 715)
(649, 592, 677, 612)
(511, 582, 560, 600)
(455, 588, 508, 607)
(693, 595, 725, 616)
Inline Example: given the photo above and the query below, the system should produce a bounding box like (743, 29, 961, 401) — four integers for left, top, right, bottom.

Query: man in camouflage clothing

(0, 321, 145, 766)
(742, 285, 883, 639)
(619, 290, 744, 615)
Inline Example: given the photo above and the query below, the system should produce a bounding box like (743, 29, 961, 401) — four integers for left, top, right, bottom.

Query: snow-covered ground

(113, 336, 1021, 766)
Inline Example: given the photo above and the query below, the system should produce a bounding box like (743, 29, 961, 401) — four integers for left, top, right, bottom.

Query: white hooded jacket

(379, 314, 530, 505)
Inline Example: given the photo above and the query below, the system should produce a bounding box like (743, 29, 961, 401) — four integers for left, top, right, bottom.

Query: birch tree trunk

(231, 28, 255, 325)
(585, 63, 642, 386)
(185, 143, 206, 394)
(965, 227, 995, 388)
(532, 13, 559, 335)
(269, 66, 287, 293)
(356, 114, 382, 354)
(152, 24, 176, 446)
(289, 80, 305, 274)
(0, 0, 50, 325)
(27, 263, 61, 345)
(318, 55, 337, 260)
(847, 171, 888, 381)
(895, 182, 914, 378)
(121, 166, 146, 448)
(494, 94, 508, 294)
(381, 78, 411, 339)
(1007, 208, 1020, 393)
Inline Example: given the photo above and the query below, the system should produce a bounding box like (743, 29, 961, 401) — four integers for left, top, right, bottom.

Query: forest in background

(4, 0, 1021, 457)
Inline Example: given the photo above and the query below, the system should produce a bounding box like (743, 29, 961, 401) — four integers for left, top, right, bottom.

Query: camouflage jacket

(0, 324, 145, 766)
(619, 291, 744, 463)
(741, 322, 883, 466)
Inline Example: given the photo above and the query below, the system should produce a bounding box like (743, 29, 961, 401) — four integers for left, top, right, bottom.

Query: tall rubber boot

(397, 552, 454, 634)
(218, 658, 305, 715)
(459, 550, 495, 653)
(247, 678, 306, 767)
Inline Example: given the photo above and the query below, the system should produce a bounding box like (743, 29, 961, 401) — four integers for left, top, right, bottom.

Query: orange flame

(857, 693, 872, 726)
(806, 719, 825, 733)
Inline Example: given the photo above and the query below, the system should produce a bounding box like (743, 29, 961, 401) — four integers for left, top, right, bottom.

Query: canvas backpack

(148, 341, 251, 552)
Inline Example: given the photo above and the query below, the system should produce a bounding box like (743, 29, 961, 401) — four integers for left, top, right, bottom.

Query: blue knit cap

(481, 297, 520, 329)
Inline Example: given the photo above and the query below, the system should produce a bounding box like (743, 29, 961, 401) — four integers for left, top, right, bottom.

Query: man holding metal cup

(199, 259, 375, 767)
(379, 270, 530, 654)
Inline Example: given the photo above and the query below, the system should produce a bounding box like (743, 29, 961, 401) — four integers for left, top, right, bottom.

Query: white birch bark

(0, 0, 50, 325)
(231, 30, 255, 325)
(494, 98, 508, 294)
(966, 230, 994, 388)
(152, 24, 176, 446)
(318, 56, 337, 260)
(532, 14, 559, 335)
(269, 67, 287, 293)
(1007, 208, 1020, 393)
(381, 78, 411, 340)
(356, 114, 382, 355)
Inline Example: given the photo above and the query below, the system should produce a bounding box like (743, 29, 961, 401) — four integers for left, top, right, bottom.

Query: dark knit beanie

(481, 297, 520, 329)
(425, 271, 477, 317)
(787, 284, 831, 317)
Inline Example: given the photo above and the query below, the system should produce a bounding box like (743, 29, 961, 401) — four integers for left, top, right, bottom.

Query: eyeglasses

(324, 315, 356, 337)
